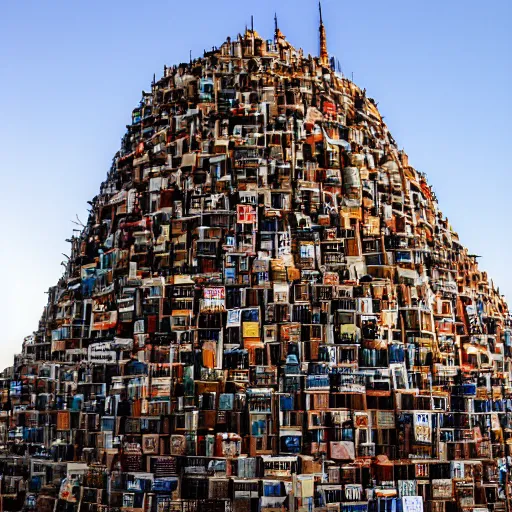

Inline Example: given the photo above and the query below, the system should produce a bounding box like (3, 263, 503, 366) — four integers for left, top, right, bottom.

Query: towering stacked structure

(1, 7, 511, 512)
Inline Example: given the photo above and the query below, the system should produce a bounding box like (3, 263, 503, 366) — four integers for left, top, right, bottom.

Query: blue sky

(0, 0, 510, 370)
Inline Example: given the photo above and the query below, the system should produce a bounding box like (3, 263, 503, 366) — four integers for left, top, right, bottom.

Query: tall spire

(319, 1, 329, 66)
(274, 11, 285, 45)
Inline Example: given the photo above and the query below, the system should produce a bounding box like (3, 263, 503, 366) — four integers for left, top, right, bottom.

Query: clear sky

(0, 0, 510, 371)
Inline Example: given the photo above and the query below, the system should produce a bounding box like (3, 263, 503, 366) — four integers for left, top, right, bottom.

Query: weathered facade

(1, 8, 512, 512)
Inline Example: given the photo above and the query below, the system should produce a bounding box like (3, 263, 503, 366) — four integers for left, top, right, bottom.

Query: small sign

(88, 342, 117, 364)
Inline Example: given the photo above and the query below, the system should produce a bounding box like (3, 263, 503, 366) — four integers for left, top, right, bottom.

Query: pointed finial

(318, 0, 329, 66)
(251, 15, 254, 33)
(274, 12, 282, 43)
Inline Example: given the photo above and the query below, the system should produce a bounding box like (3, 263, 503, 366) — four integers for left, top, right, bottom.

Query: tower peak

(319, 1, 329, 66)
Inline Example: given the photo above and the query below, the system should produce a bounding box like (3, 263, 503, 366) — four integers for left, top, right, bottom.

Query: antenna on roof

(189, 50, 192, 64)
(251, 15, 254, 33)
